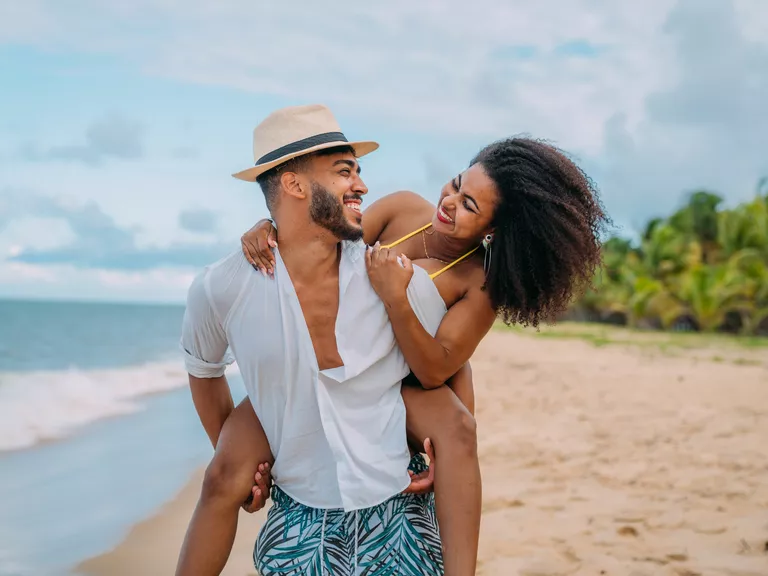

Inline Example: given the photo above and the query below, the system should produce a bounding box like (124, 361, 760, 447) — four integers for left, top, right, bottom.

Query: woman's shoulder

(387, 190, 435, 208)
(444, 258, 492, 306)
(367, 190, 434, 218)
(373, 191, 435, 242)
(445, 268, 496, 329)
(363, 190, 434, 245)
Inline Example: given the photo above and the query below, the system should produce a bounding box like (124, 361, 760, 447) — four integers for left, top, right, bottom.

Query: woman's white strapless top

(405, 264, 448, 337)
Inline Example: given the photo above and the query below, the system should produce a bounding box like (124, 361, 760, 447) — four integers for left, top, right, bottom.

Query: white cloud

(2, 1, 765, 151)
(0, 190, 233, 271)
(0, 0, 683, 153)
(0, 261, 194, 302)
(19, 113, 144, 165)
(2, 261, 57, 282)
(2, 0, 768, 299)
(598, 0, 768, 234)
(178, 208, 218, 234)
(95, 267, 194, 290)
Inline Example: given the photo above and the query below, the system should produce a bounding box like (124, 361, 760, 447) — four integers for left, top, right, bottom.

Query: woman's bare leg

(402, 380, 481, 576)
(175, 398, 274, 576)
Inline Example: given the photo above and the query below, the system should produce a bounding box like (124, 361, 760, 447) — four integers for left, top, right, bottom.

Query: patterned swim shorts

(254, 455, 443, 575)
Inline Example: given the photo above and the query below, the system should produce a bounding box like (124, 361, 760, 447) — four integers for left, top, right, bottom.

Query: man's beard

(309, 182, 363, 241)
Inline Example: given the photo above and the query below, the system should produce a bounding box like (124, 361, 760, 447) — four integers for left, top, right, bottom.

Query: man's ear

(280, 171, 307, 200)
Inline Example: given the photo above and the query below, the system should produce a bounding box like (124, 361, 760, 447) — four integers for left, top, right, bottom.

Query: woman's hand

(241, 219, 278, 276)
(365, 243, 414, 307)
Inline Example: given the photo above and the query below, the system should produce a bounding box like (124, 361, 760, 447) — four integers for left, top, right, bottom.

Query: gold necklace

(422, 230, 448, 264)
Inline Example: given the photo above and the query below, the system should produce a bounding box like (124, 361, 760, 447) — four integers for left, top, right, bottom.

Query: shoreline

(75, 330, 768, 576)
(75, 468, 268, 576)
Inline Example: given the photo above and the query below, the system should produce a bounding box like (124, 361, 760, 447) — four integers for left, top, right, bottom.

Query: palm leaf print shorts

(254, 455, 444, 575)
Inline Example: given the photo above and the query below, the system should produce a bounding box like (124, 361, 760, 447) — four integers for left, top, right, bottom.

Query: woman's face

(432, 162, 499, 242)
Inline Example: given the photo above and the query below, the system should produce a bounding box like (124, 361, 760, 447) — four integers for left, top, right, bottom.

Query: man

(179, 104, 446, 575)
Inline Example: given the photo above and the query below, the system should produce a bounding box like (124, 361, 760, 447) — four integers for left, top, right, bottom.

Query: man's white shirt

(180, 241, 413, 511)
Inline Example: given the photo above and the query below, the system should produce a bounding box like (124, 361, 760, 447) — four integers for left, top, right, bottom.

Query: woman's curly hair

(474, 137, 609, 327)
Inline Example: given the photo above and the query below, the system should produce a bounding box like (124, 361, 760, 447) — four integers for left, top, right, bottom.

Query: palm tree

(669, 190, 723, 264)
(571, 186, 768, 335)
(640, 223, 690, 278)
(642, 217, 664, 242)
(718, 198, 768, 259)
(667, 264, 750, 332)
(726, 249, 768, 334)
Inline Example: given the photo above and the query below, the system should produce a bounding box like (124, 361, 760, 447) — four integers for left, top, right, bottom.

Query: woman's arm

(366, 245, 496, 388)
(389, 286, 495, 388)
(403, 361, 475, 415)
(241, 219, 278, 275)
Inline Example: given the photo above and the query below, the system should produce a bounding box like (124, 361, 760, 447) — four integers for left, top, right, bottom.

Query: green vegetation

(570, 186, 768, 337)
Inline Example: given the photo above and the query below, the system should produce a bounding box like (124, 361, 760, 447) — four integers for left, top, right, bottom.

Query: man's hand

(402, 438, 435, 495)
(241, 462, 273, 513)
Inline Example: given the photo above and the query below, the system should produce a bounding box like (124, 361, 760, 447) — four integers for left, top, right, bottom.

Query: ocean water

(0, 299, 245, 576)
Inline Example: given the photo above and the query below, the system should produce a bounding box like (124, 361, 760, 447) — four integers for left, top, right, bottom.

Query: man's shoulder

(196, 247, 264, 282)
(187, 249, 264, 315)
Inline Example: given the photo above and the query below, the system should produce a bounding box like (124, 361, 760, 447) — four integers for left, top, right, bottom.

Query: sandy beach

(75, 326, 768, 576)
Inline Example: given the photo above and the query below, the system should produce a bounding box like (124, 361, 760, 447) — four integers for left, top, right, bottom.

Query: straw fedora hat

(232, 104, 379, 182)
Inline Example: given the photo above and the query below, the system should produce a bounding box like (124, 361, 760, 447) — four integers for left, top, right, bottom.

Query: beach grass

(494, 320, 768, 354)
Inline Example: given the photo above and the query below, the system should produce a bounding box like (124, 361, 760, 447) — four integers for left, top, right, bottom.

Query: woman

(181, 137, 606, 576)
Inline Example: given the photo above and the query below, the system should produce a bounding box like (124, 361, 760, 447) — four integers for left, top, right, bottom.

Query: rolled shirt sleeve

(180, 270, 234, 378)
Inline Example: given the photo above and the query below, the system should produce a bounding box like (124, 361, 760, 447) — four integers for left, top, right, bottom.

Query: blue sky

(1, 0, 767, 303)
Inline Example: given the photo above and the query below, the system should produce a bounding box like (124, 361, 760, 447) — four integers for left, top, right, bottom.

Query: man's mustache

(343, 194, 364, 204)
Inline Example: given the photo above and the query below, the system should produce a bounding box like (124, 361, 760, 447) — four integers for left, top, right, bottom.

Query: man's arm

(189, 375, 233, 448)
(180, 270, 235, 448)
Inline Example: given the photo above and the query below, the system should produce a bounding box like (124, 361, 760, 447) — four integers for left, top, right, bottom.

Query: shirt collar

(273, 239, 366, 298)
(339, 239, 366, 297)
(341, 239, 366, 268)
